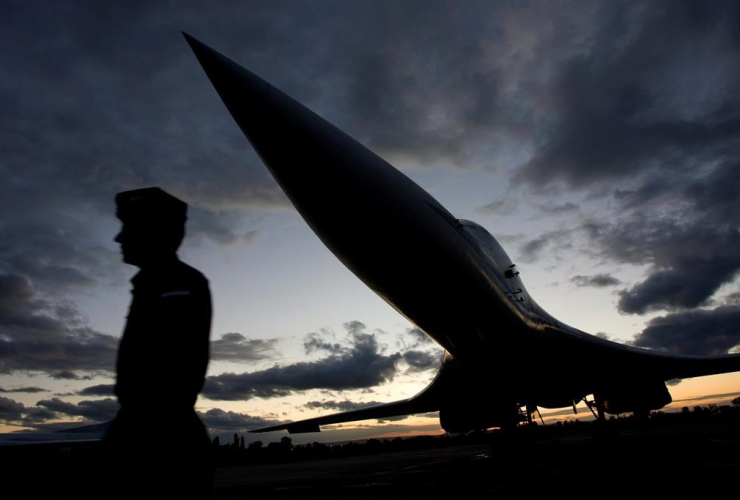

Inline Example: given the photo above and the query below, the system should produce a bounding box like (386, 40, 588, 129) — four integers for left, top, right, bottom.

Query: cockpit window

(457, 219, 512, 271)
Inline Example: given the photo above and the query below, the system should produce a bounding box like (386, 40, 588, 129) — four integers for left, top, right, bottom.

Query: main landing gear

(582, 395, 620, 440)
(520, 404, 546, 426)
(582, 396, 606, 421)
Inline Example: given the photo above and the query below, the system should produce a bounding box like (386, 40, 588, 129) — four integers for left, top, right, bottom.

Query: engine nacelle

(599, 379, 672, 415)
(439, 402, 520, 433)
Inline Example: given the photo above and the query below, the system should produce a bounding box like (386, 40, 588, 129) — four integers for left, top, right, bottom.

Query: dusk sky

(1, 1, 740, 444)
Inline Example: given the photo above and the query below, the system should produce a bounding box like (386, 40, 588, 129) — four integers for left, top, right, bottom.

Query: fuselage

(187, 34, 740, 422)
(187, 33, 606, 410)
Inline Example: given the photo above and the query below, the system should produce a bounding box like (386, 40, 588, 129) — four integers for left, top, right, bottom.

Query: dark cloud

(438, 2, 740, 319)
(0, 386, 47, 393)
(21, 407, 59, 424)
(1, 1, 739, 283)
(570, 151, 740, 316)
(333, 4, 527, 169)
(0, 2, 289, 216)
(36, 397, 120, 423)
(204, 323, 402, 401)
(537, 202, 579, 215)
(1, 1, 683, 322)
(518, 229, 572, 262)
(77, 384, 115, 397)
(204, 321, 444, 401)
(402, 350, 442, 373)
(51, 371, 94, 381)
(507, 2, 740, 315)
(344, 321, 368, 336)
(617, 267, 730, 315)
(210, 333, 279, 363)
(520, 238, 549, 262)
(304, 331, 345, 355)
(476, 199, 518, 216)
(515, 2, 740, 189)
(0, 3, 297, 349)
(570, 274, 622, 288)
(0, 214, 117, 297)
(197, 407, 281, 433)
(395, 325, 442, 357)
(0, 274, 117, 375)
(305, 400, 384, 412)
(584, 165, 740, 314)
(0, 395, 117, 429)
(406, 327, 432, 346)
(0, 392, 278, 436)
(186, 208, 265, 247)
(632, 305, 740, 356)
(0, 395, 26, 421)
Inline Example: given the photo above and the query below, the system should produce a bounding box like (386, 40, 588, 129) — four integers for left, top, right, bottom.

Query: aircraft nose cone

(184, 32, 307, 184)
(184, 33, 370, 222)
(184, 33, 433, 238)
(184, 34, 462, 294)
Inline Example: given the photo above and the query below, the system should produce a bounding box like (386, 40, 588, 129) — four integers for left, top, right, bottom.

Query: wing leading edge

(251, 353, 450, 434)
(250, 396, 440, 434)
(633, 348, 740, 381)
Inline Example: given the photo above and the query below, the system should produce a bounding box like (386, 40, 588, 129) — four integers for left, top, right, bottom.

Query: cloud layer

(0, 273, 117, 376)
(0, 395, 119, 430)
(570, 274, 622, 288)
(633, 306, 740, 356)
(2, 1, 740, 436)
(204, 321, 441, 401)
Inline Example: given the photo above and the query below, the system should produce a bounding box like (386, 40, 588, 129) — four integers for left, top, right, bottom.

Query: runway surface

(215, 419, 740, 499)
(3, 415, 739, 498)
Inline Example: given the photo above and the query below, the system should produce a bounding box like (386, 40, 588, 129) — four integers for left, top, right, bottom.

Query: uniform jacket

(115, 257, 211, 411)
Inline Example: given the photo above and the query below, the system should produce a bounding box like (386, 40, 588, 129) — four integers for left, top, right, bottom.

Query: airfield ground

(4, 412, 739, 498)
(214, 419, 740, 499)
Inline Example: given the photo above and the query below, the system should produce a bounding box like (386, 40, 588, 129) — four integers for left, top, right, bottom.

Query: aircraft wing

(630, 348, 740, 381)
(250, 396, 440, 434)
(251, 354, 450, 434)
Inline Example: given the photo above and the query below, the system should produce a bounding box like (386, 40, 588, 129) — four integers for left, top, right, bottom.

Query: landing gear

(584, 395, 618, 440)
(583, 396, 606, 422)
(519, 404, 545, 427)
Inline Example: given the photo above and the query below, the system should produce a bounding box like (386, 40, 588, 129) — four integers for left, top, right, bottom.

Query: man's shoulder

(149, 260, 209, 297)
(172, 260, 207, 282)
(170, 260, 209, 290)
(132, 259, 209, 296)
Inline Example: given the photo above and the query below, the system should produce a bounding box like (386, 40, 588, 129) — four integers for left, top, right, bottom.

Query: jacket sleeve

(154, 278, 212, 408)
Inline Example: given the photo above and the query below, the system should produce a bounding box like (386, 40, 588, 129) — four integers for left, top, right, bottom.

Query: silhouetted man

(105, 187, 213, 497)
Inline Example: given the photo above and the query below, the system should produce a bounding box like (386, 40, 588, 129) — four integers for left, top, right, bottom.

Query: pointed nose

(183, 33, 314, 193)
(183, 34, 453, 243)
(184, 33, 382, 213)
(184, 34, 468, 312)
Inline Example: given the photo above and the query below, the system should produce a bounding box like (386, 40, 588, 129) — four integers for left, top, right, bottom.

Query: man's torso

(115, 258, 212, 410)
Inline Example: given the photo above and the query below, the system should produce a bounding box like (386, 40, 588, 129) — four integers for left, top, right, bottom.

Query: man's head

(115, 187, 188, 268)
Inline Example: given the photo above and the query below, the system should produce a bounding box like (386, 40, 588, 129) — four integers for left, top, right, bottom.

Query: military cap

(115, 187, 188, 225)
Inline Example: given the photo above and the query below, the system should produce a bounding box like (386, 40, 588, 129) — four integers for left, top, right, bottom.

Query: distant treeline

(211, 400, 740, 466)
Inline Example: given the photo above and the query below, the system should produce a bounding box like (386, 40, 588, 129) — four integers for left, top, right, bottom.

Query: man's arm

(153, 277, 212, 408)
